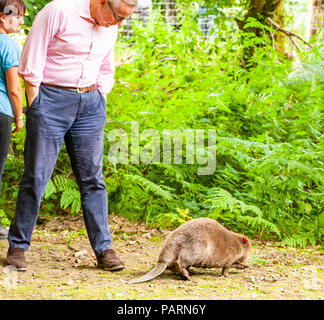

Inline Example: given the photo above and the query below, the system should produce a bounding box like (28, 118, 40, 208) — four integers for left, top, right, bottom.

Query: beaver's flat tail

(131, 262, 167, 284)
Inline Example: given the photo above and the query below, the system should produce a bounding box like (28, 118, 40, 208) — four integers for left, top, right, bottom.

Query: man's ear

(99, 0, 107, 7)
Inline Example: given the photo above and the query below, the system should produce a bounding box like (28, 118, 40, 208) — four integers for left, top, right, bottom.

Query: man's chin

(95, 21, 114, 27)
(103, 23, 115, 27)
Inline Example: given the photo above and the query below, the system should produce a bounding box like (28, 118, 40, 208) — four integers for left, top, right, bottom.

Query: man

(7, 0, 137, 271)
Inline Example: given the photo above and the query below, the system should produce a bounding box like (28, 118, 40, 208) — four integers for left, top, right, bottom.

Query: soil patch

(0, 215, 323, 300)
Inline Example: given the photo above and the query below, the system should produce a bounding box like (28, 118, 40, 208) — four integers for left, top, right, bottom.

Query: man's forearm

(7, 88, 23, 119)
(24, 80, 39, 106)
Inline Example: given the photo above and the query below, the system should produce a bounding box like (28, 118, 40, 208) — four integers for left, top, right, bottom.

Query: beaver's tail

(130, 262, 168, 284)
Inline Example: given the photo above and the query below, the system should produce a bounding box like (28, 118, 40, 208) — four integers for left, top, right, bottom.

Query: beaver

(131, 217, 252, 283)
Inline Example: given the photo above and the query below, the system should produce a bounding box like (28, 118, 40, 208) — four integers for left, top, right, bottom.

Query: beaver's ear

(242, 237, 248, 244)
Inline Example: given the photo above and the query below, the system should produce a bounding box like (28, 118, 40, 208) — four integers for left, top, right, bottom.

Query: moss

(149, 236, 163, 242)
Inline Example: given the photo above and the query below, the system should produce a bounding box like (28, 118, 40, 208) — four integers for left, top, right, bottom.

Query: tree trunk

(273, 0, 285, 55)
(236, 0, 285, 65)
(307, 0, 324, 41)
(165, 0, 177, 27)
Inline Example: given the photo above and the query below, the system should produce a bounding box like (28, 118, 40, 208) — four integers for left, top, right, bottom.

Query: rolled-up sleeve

(96, 47, 115, 95)
(19, 3, 62, 86)
(96, 29, 117, 95)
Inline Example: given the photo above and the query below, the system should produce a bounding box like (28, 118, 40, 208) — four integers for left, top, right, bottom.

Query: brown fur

(131, 218, 252, 283)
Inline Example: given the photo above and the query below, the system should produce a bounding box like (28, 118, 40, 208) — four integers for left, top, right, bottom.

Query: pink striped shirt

(19, 0, 118, 94)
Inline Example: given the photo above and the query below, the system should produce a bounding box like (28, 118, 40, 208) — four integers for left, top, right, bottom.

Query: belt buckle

(76, 88, 82, 94)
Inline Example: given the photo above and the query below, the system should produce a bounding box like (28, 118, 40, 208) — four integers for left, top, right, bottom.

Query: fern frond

(237, 215, 281, 237)
(280, 235, 316, 248)
(44, 179, 57, 199)
(60, 189, 81, 214)
(53, 175, 79, 192)
(124, 174, 174, 202)
(161, 164, 192, 190)
(206, 187, 281, 238)
(206, 187, 245, 212)
(44, 175, 81, 213)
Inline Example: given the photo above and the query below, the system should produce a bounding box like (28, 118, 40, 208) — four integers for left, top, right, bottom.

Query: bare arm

(6, 67, 24, 133)
(23, 79, 39, 106)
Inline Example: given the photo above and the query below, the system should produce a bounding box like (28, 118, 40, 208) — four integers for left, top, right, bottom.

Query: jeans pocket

(95, 89, 104, 102)
(100, 93, 107, 120)
(26, 91, 41, 115)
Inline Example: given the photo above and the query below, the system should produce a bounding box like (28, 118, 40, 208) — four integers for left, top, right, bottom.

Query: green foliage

(65, 229, 87, 248)
(23, 0, 50, 29)
(108, 12, 323, 246)
(280, 234, 316, 249)
(154, 208, 192, 229)
(206, 188, 281, 238)
(44, 176, 81, 214)
(123, 174, 174, 202)
(0, 209, 10, 227)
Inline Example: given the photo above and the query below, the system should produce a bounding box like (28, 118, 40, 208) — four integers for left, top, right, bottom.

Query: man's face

(92, 0, 135, 27)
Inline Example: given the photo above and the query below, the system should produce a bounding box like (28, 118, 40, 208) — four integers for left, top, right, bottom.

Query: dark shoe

(97, 249, 124, 271)
(0, 224, 8, 240)
(6, 248, 27, 271)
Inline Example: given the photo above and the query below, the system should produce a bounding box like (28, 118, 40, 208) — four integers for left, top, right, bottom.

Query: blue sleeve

(0, 39, 20, 72)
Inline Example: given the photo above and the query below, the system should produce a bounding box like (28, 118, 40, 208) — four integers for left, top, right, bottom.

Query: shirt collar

(79, 0, 96, 24)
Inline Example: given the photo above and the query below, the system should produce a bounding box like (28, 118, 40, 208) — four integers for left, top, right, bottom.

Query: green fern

(123, 174, 174, 202)
(160, 164, 192, 190)
(281, 234, 317, 248)
(60, 189, 81, 214)
(53, 176, 79, 192)
(154, 208, 192, 229)
(237, 215, 281, 237)
(44, 179, 57, 199)
(206, 187, 281, 238)
(44, 176, 81, 214)
(0, 209, 10, 227)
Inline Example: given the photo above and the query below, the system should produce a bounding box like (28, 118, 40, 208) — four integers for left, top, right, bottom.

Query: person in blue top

(0, 0, 25, 239)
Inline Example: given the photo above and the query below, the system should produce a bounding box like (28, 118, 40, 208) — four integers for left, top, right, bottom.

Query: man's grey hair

(109, 0, 138, 7)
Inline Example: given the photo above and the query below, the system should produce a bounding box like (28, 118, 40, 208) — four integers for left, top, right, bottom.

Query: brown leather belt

(41, 83, 97, 93)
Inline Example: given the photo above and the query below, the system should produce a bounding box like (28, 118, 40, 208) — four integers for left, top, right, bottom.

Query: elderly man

(7, 0, 137, 271)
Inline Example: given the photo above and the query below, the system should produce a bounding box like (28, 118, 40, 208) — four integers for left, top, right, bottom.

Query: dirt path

(0, 215, 323, 300)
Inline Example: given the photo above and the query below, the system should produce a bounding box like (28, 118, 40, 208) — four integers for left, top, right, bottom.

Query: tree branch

(267, 17, 313, 49)
(116, 54, 134, 67)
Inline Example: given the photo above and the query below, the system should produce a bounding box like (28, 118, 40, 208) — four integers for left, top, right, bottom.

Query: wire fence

(120, 1, 216, 38)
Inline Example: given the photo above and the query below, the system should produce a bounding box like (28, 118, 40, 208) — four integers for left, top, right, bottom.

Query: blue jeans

(8, 85, 112, 257)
